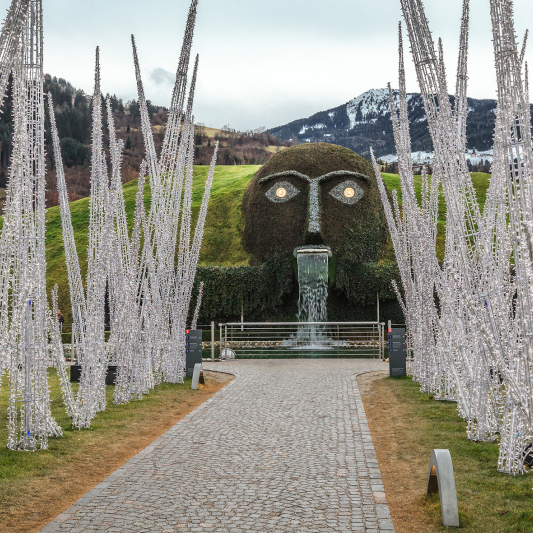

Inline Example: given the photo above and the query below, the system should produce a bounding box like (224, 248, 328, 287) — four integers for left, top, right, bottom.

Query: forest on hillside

(0, 75, 287, 210)
(0, 74, 166, 207)
(195, 125, 287, 167)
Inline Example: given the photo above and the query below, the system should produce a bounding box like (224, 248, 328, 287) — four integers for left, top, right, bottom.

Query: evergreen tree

(60, 137, 90, 167)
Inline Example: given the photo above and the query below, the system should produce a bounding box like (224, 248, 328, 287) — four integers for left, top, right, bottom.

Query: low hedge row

(194, 256, 293, 322)
(192, 256, 402, 323)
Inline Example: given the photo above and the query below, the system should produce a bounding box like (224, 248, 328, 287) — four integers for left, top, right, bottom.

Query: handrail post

(337, 324, 340, 358)
(380, 323, 383, 360)
(381, 322, 386, 360)
(378, 323, 381, 360)
(211, 321, 215, 361)
(219, 324, 223, 359)
(225, 325, 228, 357)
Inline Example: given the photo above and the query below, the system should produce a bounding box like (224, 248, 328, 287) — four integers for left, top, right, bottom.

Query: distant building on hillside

(380, 148, 493, 173)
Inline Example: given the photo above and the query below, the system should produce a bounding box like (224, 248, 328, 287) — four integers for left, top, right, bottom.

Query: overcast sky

(32, 0, 533, 131)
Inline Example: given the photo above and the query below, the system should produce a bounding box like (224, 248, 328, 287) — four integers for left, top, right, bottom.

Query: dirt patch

(203, 369, 233, 383)
(358, 371, 440, 533)
(1, 371, 233, 533)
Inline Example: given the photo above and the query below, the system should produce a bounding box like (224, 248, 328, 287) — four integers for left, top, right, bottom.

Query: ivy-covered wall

(193, 257, 293, 323)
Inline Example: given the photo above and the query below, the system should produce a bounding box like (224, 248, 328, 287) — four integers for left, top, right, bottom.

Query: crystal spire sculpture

(376, 0, 533, 473)
(191, 281, 204, 331)
(4, 0, 61, 450)
(0, 0, 216, 442)
(47, 91, 87, 365)
(126, 0, 218, 388)
(0, 0, 30, 107)
(50, 0, 217, 410)
(48, 284, 77, 420)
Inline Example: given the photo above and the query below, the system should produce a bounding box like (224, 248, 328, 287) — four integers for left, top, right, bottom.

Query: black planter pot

(70, 364, 117, 386)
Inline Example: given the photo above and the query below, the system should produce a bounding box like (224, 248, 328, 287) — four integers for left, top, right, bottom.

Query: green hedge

(192, 255, 402, 323)
(335, 259, 401, 305)
(193, 256, 293, 322)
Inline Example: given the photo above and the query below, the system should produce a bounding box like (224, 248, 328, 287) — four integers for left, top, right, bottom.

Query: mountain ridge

(269, 88, 506, 159)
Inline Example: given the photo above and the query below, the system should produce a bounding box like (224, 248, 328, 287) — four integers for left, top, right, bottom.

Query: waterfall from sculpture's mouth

(296, 249, 329, 346)
(297, 251, 328, 323)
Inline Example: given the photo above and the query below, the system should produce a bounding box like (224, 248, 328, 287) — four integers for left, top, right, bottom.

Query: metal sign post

(185, 329, 203, 378)
(388, 321, 406, 377)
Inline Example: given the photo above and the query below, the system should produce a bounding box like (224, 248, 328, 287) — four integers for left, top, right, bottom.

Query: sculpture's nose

(305, 180, 324, 245)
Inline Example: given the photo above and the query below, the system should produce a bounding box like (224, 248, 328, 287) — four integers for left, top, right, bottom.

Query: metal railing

(57, 321, 388, 361)
(218, 322, 386, 359)
(56, 322, 112, 336)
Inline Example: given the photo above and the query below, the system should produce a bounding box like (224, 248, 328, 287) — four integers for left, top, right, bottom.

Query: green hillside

(46, 166, 260, 320)
(381, 172, 490, 263)
(43, 167, 491, 322)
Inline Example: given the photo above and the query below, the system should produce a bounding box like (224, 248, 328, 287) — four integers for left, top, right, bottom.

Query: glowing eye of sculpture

(266, 181, 300, 203)
(329, 180, 364, 205)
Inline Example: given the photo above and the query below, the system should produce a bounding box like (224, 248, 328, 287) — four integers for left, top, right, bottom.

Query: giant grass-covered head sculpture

(242, 143, 389, 265)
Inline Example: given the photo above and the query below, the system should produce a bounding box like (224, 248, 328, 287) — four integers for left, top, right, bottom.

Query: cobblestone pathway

(41, 359, 394, 532)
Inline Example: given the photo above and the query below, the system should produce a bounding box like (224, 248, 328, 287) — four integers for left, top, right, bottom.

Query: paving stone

(39, 359, 394, 532)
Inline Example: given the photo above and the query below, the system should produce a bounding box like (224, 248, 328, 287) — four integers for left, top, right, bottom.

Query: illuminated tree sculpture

(2, 0, 62, 450)
(46, 0, 218, 421)
(191, 282, 204, 331)
(374, 0, 533, 474)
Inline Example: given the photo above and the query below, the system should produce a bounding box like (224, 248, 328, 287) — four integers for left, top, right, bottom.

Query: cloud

(43, 0, 533, 131)
(150, 67, 175, 86)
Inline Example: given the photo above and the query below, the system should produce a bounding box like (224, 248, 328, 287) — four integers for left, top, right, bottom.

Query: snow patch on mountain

(299, 123, 327, 135)
(345, 89, 421, 129)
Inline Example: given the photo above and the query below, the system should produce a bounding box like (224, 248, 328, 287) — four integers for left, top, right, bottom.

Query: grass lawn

(381, 172, 490, 262)
(359, 372, 533, 533)
(201, 126, 222, 138)
(191, 165, 259, 265)
(0, 369, 232, 533)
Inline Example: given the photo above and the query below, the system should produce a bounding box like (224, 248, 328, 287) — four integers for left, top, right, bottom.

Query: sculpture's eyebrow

(316, 170, 370, 182)
(260, 171, 310, 184)
(260, 170, 370, 184)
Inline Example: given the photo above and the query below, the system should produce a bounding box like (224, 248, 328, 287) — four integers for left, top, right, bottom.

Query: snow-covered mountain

(269, 89, 503, 160)
(345, 88, 421, 129)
